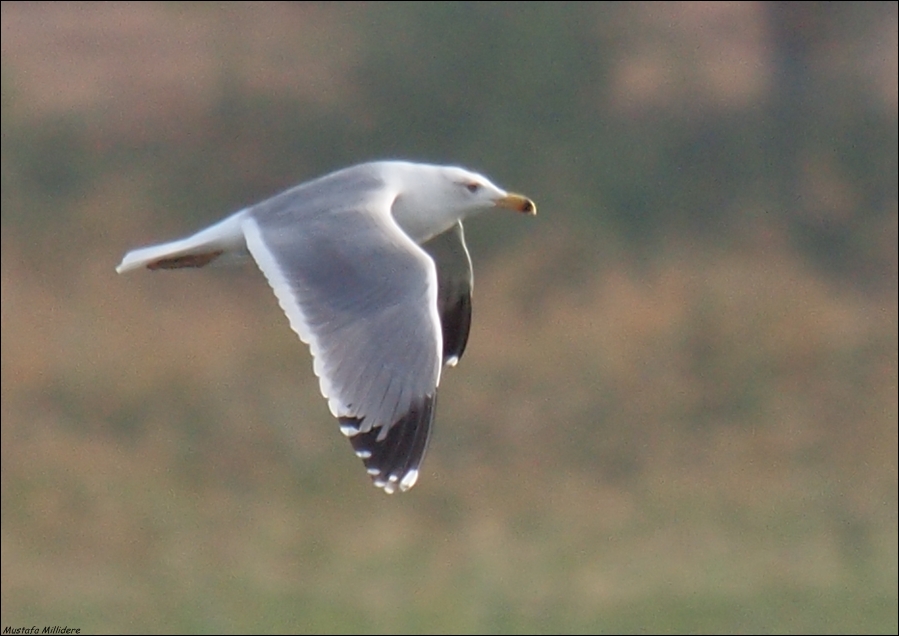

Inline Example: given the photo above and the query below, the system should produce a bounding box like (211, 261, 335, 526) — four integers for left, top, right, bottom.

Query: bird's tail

(116, 211, 249, 274)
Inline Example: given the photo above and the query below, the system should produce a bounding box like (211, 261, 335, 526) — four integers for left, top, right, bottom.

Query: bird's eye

(466, 182, 481, 193)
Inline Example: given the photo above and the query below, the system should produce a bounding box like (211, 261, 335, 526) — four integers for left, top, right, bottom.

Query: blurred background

(1, 2, 896, 633)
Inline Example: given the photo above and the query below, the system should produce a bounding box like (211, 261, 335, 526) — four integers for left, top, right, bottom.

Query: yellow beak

(494, 193, 537, 215)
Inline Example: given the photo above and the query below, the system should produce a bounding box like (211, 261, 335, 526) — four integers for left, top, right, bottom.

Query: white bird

(117, 161, 535, 493)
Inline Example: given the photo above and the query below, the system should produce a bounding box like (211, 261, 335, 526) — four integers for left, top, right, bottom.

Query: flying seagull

(117, 161, 535, 493)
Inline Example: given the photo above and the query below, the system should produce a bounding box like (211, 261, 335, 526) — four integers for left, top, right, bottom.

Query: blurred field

(2, 3, 897, 634)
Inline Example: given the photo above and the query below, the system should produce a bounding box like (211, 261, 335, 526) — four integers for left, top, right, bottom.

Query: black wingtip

(340, 395, 436, 494)
(439, 291, 472, 366)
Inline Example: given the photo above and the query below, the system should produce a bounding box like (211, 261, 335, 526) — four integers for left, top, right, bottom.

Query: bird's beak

(494, 192, 537, 215)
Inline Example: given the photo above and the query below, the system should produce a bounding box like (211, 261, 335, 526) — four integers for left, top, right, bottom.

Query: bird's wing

(241, 169, 443, 493)
(422, 221, 474, 367)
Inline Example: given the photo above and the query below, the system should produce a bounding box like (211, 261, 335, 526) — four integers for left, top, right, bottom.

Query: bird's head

(388, 163, 536, 242)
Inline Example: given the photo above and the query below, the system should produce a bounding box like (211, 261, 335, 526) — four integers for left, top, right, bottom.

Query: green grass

(2, 149, 896, 636)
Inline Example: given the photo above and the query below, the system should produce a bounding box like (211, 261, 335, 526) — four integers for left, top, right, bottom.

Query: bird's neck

(392, 199, 479, 245)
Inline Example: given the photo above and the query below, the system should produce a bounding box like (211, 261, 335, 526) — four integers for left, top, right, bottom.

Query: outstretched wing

(422, 221, 473, 367)
(241, 167, 444, 493)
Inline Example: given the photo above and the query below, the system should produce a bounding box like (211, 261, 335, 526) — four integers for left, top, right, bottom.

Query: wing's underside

(423, 222, 474, 367)
(240, 172, 444, 491)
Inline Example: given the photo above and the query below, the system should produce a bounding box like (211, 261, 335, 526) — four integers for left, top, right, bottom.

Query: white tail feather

(116, 210, 249, 273)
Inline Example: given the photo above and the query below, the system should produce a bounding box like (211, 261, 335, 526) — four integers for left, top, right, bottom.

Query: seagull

(117, 160, 535, 493)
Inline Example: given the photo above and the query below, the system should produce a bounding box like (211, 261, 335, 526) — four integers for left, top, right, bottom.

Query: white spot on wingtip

(340, 423, 359, 437)
(400, 469, 419, 491)
(355, 449, 372, 459)
(367, 467, 381, 476)
(373, 472, 401, 494)
(446, 355, 459, 367)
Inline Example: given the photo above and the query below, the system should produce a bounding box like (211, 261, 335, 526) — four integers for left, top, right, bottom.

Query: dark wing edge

(342, 394, 436, 494)
(422, 222, 474, 367)
(241, 202, 443, 494)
